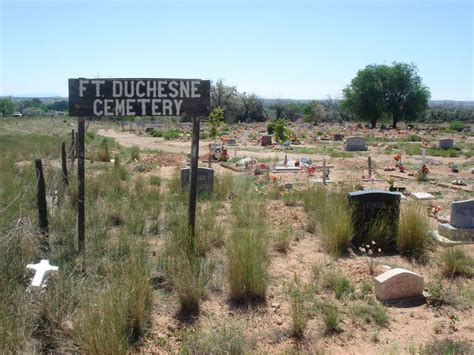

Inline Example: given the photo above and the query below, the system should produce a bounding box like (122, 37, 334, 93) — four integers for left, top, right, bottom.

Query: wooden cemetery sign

(68, 78, 211, 117)
(68, 78, 211, 255)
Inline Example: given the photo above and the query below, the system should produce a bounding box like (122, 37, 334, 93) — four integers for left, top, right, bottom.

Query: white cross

(26, 259, 58, 287)
(421, 148, 426, 167)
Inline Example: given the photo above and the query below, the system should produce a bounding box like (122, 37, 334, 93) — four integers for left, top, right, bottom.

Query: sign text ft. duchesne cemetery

(69, 78, 210, 117)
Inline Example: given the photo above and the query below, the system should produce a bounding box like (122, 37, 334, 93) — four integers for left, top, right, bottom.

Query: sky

(0, 0, 473, 100)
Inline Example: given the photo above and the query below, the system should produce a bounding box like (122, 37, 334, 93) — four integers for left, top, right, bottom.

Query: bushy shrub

(149, 129, 163, 137)
(163, 128, 182, 140)
(129, 146, 140, 161)
(449, 120, 465, 132)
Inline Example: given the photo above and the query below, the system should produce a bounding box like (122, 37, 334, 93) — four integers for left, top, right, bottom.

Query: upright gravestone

(180, 167, 214, 195)
(438, 199, 474, 241)
(345, 136, 367, 151)
(348, 190, 401, 250)
(261, 135, 272, 146)
(439, 138, 454, 149)
(374, 268, 424, 301)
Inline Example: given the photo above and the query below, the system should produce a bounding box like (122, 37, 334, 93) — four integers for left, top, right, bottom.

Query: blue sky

(1, 0, 472, 100)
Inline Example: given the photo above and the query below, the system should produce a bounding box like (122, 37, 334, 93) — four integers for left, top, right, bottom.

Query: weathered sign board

(68, 78, 211, 117)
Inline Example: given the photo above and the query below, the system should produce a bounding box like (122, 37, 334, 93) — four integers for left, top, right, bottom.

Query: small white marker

(26, 259, 59, 287)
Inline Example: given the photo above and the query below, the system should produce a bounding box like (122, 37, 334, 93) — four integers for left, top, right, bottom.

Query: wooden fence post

(35, 159, 49, 252)
(61, 142, 69, 186)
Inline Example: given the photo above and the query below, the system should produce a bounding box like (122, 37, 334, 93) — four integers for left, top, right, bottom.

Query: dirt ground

(97, 123, 473, 354)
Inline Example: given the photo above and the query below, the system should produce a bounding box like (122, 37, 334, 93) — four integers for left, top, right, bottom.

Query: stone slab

(411, 192, 435, 200)
(430, 230, 474, 246)
(374, 268, 424, 301)
(438, 223, 474, 242)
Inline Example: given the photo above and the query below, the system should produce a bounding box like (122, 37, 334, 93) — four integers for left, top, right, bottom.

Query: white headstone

(411, 192, 435, 200)
(374, 268, 424, 301)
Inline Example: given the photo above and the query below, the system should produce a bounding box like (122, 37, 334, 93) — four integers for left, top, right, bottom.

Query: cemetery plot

(1, 117, 473, 354)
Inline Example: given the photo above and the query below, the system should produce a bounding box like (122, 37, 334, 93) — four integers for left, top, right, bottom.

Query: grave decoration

(26, 259, 59, 288)
(348, 190, 401, 251)
(438, 199, 474, 242)
(180, 167, 214, 196)
(374, 268, 424, 301)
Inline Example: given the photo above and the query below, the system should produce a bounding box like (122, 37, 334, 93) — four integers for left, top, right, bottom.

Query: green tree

(342, 63, 431, 129)
(272, 118, 289, 142)
(47, 100, 68, 111)
(237, 93, 266, 122)
(341, 64, 386, 128)
(0, 98, 13, 116)
(383, 62, 430, 128)
(210, 79, 239, 122)
(207, 107, 224, 139)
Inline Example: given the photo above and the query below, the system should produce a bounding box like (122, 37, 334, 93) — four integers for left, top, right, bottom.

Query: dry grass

(303, 186, 354, 257)
(439, 247, 473, 278)
(397, 201, 430, 258)
(227, 196, 269, 303)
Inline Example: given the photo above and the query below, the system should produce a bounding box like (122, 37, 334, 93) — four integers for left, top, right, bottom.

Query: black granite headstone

(261, 135, 272, 146)
(348, 190, 401, 251)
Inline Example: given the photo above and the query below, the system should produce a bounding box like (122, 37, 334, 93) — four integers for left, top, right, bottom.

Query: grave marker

(261, 135, 272, 146)
(345, 136, 367, 151)
(451, 199, 474, 229)
(439, 138, 454, 149)
(26, 259, 58, 288)
(374, 268, 424, 301)
(438, 199, 474, 242)
(180, 167, 214, 196)
(348, 190, 401, 250)
(368, 156, 372, 178)
(314, 160, 334, 185)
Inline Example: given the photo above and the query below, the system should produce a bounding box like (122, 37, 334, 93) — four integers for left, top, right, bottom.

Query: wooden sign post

(68, 78, 210, 251)
(188, 116, 200, 239)
(77, 117, 85, 255)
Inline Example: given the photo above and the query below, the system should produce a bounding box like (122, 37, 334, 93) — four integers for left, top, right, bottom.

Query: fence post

(61, 142, 69, 186)
(35, 159, 49, 252)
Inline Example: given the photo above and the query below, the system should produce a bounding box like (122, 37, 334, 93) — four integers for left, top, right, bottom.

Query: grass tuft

(397, 201, 430, 258)
(227, 196, 269, 303)
(439, 247, 473, 278)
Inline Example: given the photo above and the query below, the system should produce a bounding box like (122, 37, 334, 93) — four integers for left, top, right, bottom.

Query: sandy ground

(97, 126, 473, 354)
